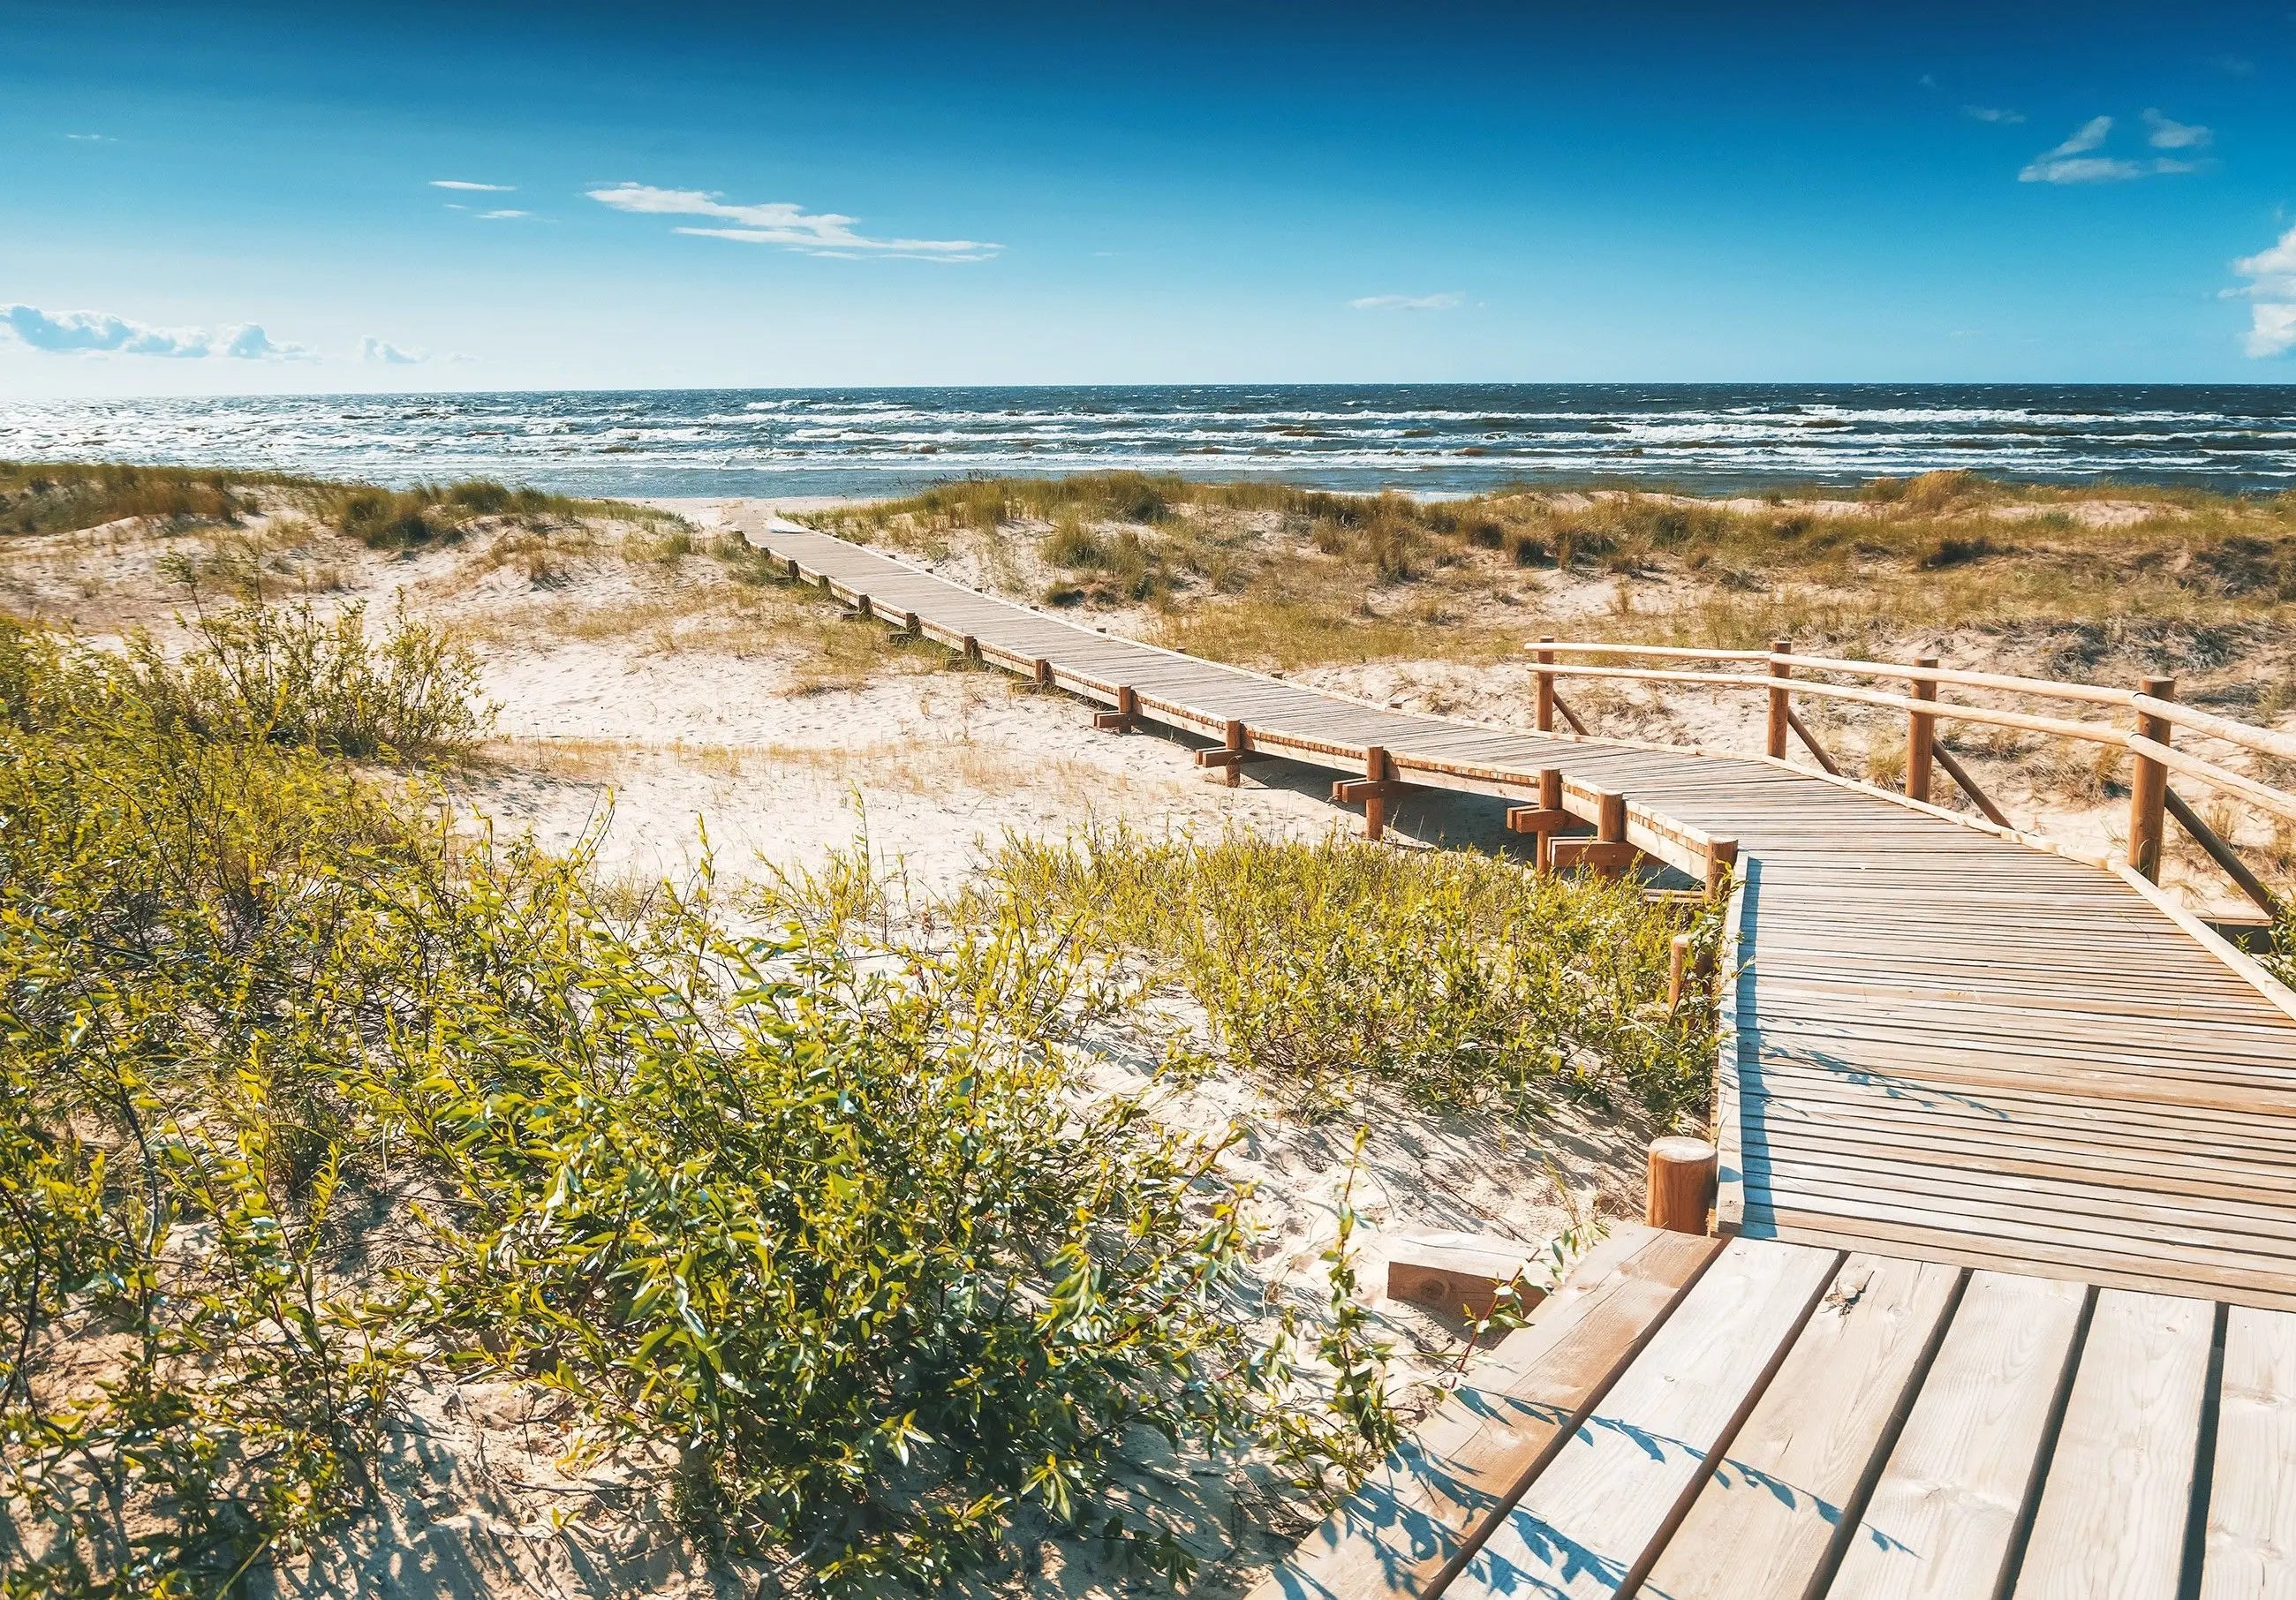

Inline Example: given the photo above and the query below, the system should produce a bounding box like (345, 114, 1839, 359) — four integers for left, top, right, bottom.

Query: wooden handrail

(1532, 640, 2134, 708)
(1521, 637, 2296, 907)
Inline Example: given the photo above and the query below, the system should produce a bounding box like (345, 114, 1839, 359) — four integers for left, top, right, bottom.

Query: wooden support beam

(1031, 657, 1053, 688)
(1093, 684, 1141, 732)
(1547, 839, 1642, 876)
(1645, 1137, 1718, 1235)
(2166, 785, 2285, 921)
(1933, 742, 2011, 827)
(1766, 638, 1792, 759)
(1551, 688, 1590, 736)
(960, 633, 983, 663)
(785, 555, 802, 580)
(1667, 934, 1692, 1014)
(901, 609, 921, 637)
(2129, 674, 2174, 881)
(1703, 837, 1739, 899)
(1507, 770, 1574, 872)
(1783, 704, 1843, 776)
(1385, 1234, 1548, 1322)
(855, 592, 873, 621)
(1535, 636, 1557, 732)
(1358, 745, 1391, 840)
(1907, 653, 1937, 802)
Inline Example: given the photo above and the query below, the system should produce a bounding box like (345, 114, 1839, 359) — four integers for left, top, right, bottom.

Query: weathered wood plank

(1449, 1238, 1840, 1600)
(1643, 1255, 1960, 1600)
(2202, 1305, 2296, 1600)
(1826, 1272, 2087, 1598)
(1247, 1226, 1718, 1600)
(2012, 1289, 2213, 1599)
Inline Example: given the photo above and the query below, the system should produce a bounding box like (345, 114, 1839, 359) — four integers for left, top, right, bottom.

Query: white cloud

(2018, 115, 2207, 183)
(1349, 291, 1465, 311)
(433, 179, 515, 192)
(1963, 105, 2025, 125)
(2231, 224, 2296, 358)
(1, 303, 313, 360)
(2142, 109, 2210, 149)
(64, 132, 115, 142)
(359, 337, 424, 365)
(2248, 304, 2296, 359)
(585, 182, 1000, 260)
(476, 208, 531, 220)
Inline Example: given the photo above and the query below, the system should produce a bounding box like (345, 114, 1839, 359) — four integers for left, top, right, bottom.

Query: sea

(4, 383, 2293, 500)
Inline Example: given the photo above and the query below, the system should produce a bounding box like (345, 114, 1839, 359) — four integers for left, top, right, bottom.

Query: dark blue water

(4, 383, 2292, 497)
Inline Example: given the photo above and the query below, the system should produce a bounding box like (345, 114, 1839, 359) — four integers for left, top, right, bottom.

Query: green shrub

(0, 611, 1345, 1596)
(966, 826, 1719, 1119)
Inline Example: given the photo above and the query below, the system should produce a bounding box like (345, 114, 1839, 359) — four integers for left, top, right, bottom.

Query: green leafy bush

(0, 608, 1341, 1596)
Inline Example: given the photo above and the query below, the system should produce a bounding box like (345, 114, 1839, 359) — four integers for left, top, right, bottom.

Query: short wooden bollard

(1646, 1136, 1718, 1235)
(856, 592, 873, 621)
(1667, 934, 1691, 1014)
(1032, 657, 1054, 688)
(962, 633, 982, 663)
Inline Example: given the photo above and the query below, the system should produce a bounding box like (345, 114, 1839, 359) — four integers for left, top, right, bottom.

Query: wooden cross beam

(1507, 767, 1575, 872)
(1334, 746, 1424, 839)
(1547, 784, 1650, 878)
(1092, 684, 1142, 732)
(1194, 719, 1271, 786)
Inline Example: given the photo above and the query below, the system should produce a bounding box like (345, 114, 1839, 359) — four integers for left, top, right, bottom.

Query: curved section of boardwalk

(750, 519, 2296, 1312)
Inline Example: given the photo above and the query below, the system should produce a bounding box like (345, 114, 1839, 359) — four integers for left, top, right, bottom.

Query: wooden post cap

(1646, 1136, 1718, 1236)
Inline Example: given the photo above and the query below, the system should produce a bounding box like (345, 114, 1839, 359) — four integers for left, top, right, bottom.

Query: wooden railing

(1528, 637, 2296, 923)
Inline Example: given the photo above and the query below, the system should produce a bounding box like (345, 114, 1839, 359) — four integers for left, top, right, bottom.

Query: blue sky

(4, 0, 2293, 393)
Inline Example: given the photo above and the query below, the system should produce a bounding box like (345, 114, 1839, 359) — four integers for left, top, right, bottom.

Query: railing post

(2128, 675, 2175, 882)
(1363, 746, 1389, 841)
(1766, 638, 1791, 760)
(1536, 636, 1557, 733)
(1907, 654, 1938, 803)
(1597, 789, 1627, 843)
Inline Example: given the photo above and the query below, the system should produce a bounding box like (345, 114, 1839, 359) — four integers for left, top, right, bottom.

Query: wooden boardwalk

(1259, 1224, 2296, 1600)
(749, 520, 2296, 1315)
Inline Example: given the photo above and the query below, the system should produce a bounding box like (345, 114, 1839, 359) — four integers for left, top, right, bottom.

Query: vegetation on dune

(0, 458, 681, 553)
(825, 469, 2296, 677)
(4, 594, 1708, 1596)
(964, 826, 1719, 1121)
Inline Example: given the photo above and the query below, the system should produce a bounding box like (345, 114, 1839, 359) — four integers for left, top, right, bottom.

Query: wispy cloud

(1962, 105, 2025, 125)
(476, 208, 532, 220)
(585, 182, 1001, 261)
(2018, 115, 2208, 183)
(2141, 109, 2210, 149)
(432, 179, 515, 192)
(1349, 292, 1465, 311)
(64, 132, 115, 142)
(2230, 224, 2296, 358)
(1, 303, 312, 360)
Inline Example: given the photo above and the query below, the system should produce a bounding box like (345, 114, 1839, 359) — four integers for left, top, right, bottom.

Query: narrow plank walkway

(748, 519, 2296, 1312)
(1260, 1227, 2294, 1600)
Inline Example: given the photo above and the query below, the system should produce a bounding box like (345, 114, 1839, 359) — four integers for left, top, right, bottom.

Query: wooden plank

(1450, 1238, 1841, 1600)
(1643, 1255, 1961, 1600)
(2202, 1305, 2296, 1600)
(1246, 1225, 1718, 1600)
(1826, 1272, 2087, 1598)
(2012, 1289, 2214, 1599)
